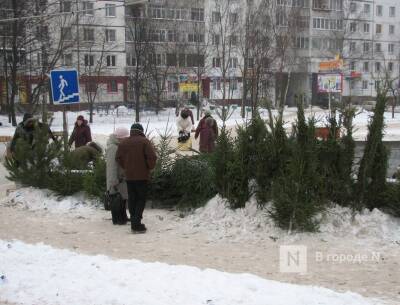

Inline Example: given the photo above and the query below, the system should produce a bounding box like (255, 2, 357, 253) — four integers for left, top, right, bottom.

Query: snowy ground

(2, 106, 400, 148)
(0, 188, 399, 304)
(0, 240, 384, 305)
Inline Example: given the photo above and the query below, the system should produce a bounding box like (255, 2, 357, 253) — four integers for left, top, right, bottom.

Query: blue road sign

(50, 69, 80, 104)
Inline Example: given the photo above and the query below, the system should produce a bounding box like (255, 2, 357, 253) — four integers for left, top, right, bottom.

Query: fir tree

(5, 122, 61, 188)
(357, 92, 388, 210)
(270, 100, 325, 232)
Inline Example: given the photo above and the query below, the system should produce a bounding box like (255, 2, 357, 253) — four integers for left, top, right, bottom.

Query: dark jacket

(69, 120, 92, 148)
(115, 131, 157, 181)
(10, 119, 56, 153)
(195, 116, 218, 153)
(69, 145, 101, 169)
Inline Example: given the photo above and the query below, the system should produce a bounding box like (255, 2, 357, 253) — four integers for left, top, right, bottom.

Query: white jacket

(106, 134, 128, 200)
(176, 116, 193, 134)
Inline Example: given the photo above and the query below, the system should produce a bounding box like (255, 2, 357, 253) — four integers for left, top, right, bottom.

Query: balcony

(312, 0, 331, 11)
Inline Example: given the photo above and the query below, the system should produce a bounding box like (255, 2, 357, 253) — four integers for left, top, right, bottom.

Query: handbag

(109, 191, 128, 225)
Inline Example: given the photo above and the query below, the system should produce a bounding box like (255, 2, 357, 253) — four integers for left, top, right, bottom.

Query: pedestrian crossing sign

(50, 69, 80, 104)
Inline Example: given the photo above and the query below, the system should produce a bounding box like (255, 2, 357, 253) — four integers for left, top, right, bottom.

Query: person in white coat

(176, 109, 193, 151)
(106, 127, 130, 200)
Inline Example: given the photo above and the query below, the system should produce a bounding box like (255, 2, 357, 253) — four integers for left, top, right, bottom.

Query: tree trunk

(135, 83, 140, 122)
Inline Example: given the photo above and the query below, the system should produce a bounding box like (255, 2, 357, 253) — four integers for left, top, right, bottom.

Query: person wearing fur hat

(106, 127, 130, 201)
(69, 115, 92, 148)
(116, 123, 157, 233)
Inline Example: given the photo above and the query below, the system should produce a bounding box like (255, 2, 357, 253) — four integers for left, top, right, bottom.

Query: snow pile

(184, 196, 400, 244)
(318, 206, 400, 242)
(183, 196, 280, 242)
(0, 240, 382, 305)
(0, 187, 98, 216)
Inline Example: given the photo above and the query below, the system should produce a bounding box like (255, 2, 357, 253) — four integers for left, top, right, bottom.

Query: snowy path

(0, 198, 398, 304)
(0, 240, 384, 305)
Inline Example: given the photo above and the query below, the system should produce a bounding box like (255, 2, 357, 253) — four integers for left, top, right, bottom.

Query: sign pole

(63, 105, 69, 152)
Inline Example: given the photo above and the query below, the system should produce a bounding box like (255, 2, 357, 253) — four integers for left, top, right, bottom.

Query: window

(60, 1, 71, 12)
(388, 43, 395, 54)
(149, 53, 164, 66)
(229, 13, 238, 25)
(108, 80, 118, 93)
(82, 2, 94, 15)
(375, 80, 381, 90)
(212, 57, 221, 68)
(350, 22, 357, 32)
(295, 37, 309, 49)
(230, 79, 238, 91)
(105, 3, 116, 17)
(151, 6, 165, 19)
(187, 54, 204, 67)
(84, 54, 94, 66)
(390, 6, 396, 17)
(364, 4, 370, 15)
(126, 53, 136, 66)
(389, 25, 395, 35)
(178, 53, 186, 67)
(363, 61, 369, 72)
(362, 80, 368, 90)
(83, 28, 94, 41)
(106, 55, 116, 67)
(363, 23, 370, 33)
(188, 33, 204, 43)
(212, 79, 221, 91)
(86, 82, 97, 93)
(105, 29, 116, 42)
(350, 2, 356, 12)
(228, 57, 238, 68)
(246, 58, 254, 68)
(212, 34, 220, 45)
(166, 53, 177, 66)
(376, 5, 382, 16)
(363, 42, 370, 53)
(376, 24, 382, 34)
(212, 11, 221, 23)
(167, 30, 177, 42)
(61, 27, 72, 40)
(375, 62, 381, 72)
(350, 61, 356, 71)
(349, 41, 356, 51)
(229, 35, 238, 46)
(389, 62, 394, 72)
(375, 43, 381, 53)
(62, 53, 72, 66)
(190, 8, 204, 21)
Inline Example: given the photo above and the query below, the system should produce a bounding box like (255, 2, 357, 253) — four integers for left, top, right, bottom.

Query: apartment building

(0, 0, 128, 107)
(1, 0, 399, 109)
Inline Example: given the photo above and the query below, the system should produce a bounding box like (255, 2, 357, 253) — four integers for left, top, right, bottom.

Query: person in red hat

(68, 115, 92, 148)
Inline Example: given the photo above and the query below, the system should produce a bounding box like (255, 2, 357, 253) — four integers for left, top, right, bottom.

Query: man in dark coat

(116, 123, 157, 233)
(10, 113, 56, 153)
(195, 111, 218, 153)
(69, 115, 92, 148)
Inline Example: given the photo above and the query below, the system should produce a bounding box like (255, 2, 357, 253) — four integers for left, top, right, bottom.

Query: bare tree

(209, 0, 241, 124)
(238, 0, 275, 117)
(126, 5, 151, 123)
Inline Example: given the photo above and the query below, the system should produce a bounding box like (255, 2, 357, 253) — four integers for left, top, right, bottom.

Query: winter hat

(131, 123, 144, 132)
(114, 127, 130, 139)
(77, 115, 84, 121)
(204, 110, 212, 117)
(22, 113, 33, 123)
